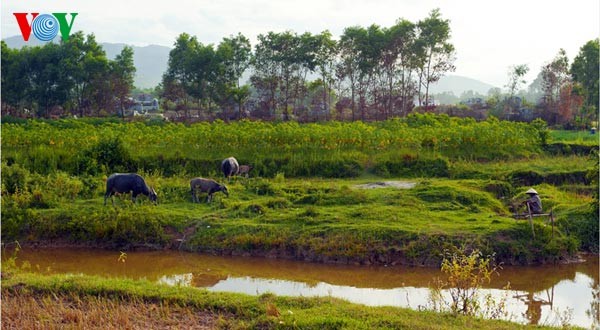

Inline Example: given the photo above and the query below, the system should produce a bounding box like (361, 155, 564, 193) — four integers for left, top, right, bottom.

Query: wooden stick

(526, 203, 535, 238)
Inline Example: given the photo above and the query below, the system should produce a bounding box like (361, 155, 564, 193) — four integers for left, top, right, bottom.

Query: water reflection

(4, 248, 598, 328)
(514, 290, 553, 325)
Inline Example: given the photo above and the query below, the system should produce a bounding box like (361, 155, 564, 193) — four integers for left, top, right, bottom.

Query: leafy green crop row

(2, 114, 546, 177)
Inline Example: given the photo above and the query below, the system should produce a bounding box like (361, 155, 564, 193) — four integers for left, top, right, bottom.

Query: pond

(4, 247, 598, 328)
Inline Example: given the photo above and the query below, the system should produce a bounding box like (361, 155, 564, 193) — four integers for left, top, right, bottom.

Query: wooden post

(550, 209, 554, 239)
(526, 203, 535, 238)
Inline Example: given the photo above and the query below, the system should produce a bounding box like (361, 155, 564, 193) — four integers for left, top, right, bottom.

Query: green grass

(450, 155, 594, 179)
(1, 116, 595, 263)
(549, 129, 599, 145)
(1, 270, 567, 329)
(2, 175, 586, 266)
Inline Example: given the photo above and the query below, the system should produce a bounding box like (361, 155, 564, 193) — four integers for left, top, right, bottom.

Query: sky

(2, 0, 598, 88)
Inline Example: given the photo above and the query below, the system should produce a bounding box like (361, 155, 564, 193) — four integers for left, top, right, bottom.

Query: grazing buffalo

(104, 173, 157, 205)
(221, 157, 239, 179)
(238, 165, 253, 177)
(190, 177, 228, 203)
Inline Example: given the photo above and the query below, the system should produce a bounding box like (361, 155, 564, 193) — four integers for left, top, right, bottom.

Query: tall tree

(251, 32, 281, 118)
(275, 31, 303, 120)
(504, 64, 529, 119)
(63, 32, 109, 117)
(526, 71, 545, 104)
(1, 41, 32, 116)
(312, 31, 337, 120)
(218, 33, 252, 117)
(570, 39, 599, 123)
(338, 25, 381, 121)
(557, 82, 584, 125)
(28, 43, 74, 117)
(337, 26, 366, 120)
(188, 43, 219, 112)
(540, 49, 571, 125)
(381, 19, 416, 117)
(416, 8, 456, 108)
(251, 31, 314, 120)
(162, 33, 199, 118)
(111, 46, 136, 118)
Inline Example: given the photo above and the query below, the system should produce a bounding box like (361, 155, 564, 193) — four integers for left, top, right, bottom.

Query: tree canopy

(2, 12, 597, 127)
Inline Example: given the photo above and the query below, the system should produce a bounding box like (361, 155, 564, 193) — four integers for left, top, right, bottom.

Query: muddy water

(4, 248, 598, 328)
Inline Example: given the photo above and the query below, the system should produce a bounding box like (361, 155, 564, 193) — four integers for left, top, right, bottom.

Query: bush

(48, 172, 84, 201)
(558, 205, 599, 253)
(78, 137, 133, 175)
(1, 163, 30, 194)
(430, 249, 501, 316)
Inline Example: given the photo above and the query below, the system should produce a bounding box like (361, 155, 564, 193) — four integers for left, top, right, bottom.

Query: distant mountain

(101, 42, 170, 88)
(3, 36, 496, 93)
(429, 75, 497, 96)
(3, 36, 170, 88)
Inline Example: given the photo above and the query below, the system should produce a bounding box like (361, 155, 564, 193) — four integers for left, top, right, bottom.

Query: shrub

(558, 205, 599, 253)
(79, 137, 133, 175)
(1, 163, 30, 194)
(531, 118, 549, 146)
(430, 249, 501, 316)
(48, 172, 84, 201)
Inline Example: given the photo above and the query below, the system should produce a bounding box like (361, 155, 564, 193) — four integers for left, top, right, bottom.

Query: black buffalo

(104, 173, 157, 205)
(221, 157, 239, 179)
(190, 177, 228, 203)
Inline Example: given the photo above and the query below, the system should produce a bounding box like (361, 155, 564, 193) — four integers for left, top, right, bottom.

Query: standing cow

(104, 173, 157, 205)
(221, 157, 239, 179)
(190, 178, 228, 203)
(238, 165, 253, 178)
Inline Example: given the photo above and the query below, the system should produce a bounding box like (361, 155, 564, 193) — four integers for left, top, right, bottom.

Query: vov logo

(13, 13, 78, 42)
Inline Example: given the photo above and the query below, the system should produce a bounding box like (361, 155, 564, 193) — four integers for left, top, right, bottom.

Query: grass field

(1, 116, 596, 329)
(549, 129, 599, 146)
(2, 174, 589, 266)
(1, 117, 597, 264)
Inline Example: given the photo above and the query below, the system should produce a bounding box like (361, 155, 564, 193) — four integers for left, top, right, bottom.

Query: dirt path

(354, 181, 417, 189)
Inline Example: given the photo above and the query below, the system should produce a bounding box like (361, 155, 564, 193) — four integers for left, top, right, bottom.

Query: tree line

(1, 32, 136, 118)
(161, 9, 455, 122)
(1, 9, 597, 127)
(1, 9, 454, 122)
(428, 40, 598, 128)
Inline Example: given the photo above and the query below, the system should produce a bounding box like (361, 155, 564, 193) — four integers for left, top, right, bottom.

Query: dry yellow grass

(1, 289, 220, 330)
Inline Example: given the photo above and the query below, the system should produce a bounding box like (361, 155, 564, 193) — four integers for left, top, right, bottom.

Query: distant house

(121, 94, 159, 116)
(461, 97, 486, 109)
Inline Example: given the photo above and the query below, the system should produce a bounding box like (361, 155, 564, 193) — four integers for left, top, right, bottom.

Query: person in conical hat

(522, 188, 542, 214)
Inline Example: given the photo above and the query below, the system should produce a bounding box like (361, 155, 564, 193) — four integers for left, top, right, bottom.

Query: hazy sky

(2, 0, 598, 88)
